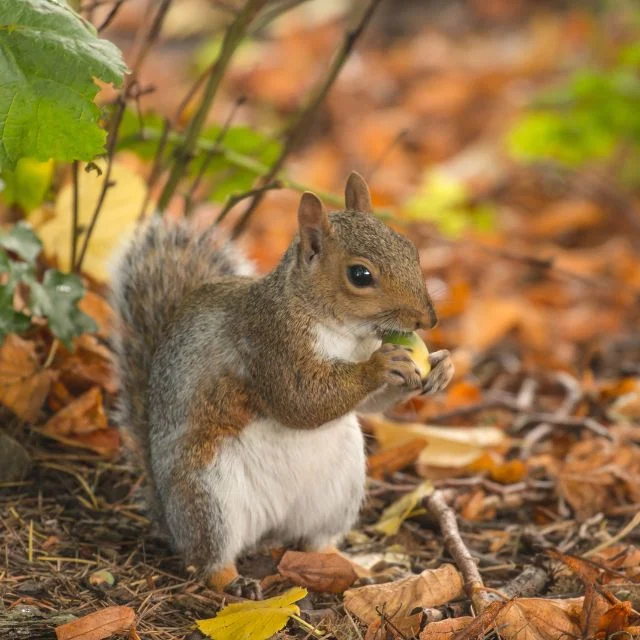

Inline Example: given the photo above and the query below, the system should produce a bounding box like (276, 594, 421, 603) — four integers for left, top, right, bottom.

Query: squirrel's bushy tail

(110, 217, 251, 473)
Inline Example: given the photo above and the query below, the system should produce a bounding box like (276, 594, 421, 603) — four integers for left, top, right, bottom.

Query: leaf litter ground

(2, 1, 640, 639)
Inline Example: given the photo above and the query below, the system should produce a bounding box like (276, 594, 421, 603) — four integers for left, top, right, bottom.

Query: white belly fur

(208, 413, 365, 559)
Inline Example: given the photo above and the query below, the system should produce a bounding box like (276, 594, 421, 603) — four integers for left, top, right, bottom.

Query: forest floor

(1, 1, 640, 639)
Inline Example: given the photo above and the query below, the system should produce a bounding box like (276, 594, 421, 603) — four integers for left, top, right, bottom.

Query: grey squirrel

(110, 172, 454, 598)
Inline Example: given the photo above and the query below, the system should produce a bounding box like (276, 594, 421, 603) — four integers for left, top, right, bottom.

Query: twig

(490, 564, 549, 601)
(138, 117, 171, 221)
(185, 96, 247, 214)
(70, 161, 80, 272)
(232, 0, 384, 237)
(215, 181, 282, 225)
(97, 0, 127, 32)
(423, 489, 491, 614)
(156, 0, 269, 213)
(366, 128, 409, 182)
(583, 512, 640, 558)
(74, 0, 173, 272)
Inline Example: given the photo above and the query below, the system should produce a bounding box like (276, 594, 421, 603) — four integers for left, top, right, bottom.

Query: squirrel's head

(291, 172, 437, 335)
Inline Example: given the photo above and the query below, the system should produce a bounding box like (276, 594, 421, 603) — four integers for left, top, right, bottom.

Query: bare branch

(423, 489, 491, 615)
(232, 0, 385, 237)
(156, 0, 269, 213)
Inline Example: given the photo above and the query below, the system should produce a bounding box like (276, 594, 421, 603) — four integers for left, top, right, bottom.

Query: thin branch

(423, 489, 491, 614)
(120, 123, 344, 207)
(215, 181, 282, 225)
(232, 0, 384, 237)
(138, 117, 172, 221)
(70, 161, 80, 272)
(74, 0, 173, 272)
(185, 96, 246, 214)
(156, 0, 269, 213)
(97, 0, 127, 32)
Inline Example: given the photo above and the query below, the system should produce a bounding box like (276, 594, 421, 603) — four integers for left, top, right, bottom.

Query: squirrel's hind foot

(225, 575, 262, 600)
(206, 564, 262, 600)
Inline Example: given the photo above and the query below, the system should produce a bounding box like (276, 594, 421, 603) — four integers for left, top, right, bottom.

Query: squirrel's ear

(345, 171, 372, 213)
(298, 191, 329, 264)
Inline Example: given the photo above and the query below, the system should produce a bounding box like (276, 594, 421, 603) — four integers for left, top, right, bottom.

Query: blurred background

(88, 0, 640, 382)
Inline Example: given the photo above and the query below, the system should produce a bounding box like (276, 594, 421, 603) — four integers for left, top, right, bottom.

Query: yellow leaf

(373, 481, 433, 536)
(37, 159, 149, 281)
(196, 586, 307, 640)
(368, 415, 505, 469)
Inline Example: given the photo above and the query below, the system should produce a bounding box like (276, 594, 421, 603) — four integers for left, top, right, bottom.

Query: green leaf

(29, 269, 96, 348)
(0, 0, 127, 170)
(0, 157, 54, 212)
(0, 305, 31, 342)
(0, 221, 42, 263)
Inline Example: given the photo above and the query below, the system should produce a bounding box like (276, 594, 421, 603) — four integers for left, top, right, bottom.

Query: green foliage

(405, 171, 495, 238)
(0, 158, 54, 212)
(118, 110, 281, 202)
(0, 222, 96, 346)
(507, 43, 640, 176)
(0, 0, 127, 170)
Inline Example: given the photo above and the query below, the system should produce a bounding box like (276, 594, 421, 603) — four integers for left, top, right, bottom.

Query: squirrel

(110, 172, 454, 599)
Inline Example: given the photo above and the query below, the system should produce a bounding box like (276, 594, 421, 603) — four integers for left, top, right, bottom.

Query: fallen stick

(423, 490, 491, 615)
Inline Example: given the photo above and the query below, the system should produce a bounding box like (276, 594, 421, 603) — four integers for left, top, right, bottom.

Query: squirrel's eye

(347, 264, 373, 287)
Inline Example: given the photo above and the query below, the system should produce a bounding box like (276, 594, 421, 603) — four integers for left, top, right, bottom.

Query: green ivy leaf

(29, 269, 97, 349)
(0, 221, 42, 263)
(0, 305, 31, 342)
(0, 0, 127, 170)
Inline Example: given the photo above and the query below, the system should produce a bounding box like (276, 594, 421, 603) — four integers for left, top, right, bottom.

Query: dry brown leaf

(461, 297, 548, 352)
(78, 292, 114, 339)
(529, 200, 603, 238)
(41, 387, 119, 457)
(56, 335, 116, 395)
(367, 414, 505, 470)
(277, 551, 357, 594)
(419, 616, 475, 640)
(344, 564, 464, 636)
(55, 605, 135, 640)
(0, 334, 56, 422)
(494, 597, 583, 640)
(421, 601, 507, 640)
(367, 437, 428, 479)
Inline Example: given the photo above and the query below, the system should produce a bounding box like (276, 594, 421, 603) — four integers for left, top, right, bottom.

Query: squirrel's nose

(415, 309, 437, 330)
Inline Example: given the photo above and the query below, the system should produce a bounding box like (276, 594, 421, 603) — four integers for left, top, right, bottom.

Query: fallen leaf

(461, 297, 548, 352)
(56, 335, 116, 395)
(421, 601, 506, 640)
(373, 481, 433, 536)
(367, 437, 428, 479)
(596, 601, 632, 639)
(367, 415, 506, 469)
(344, 564, 464, 635)
(196, 586, 307, 640)
(40, 387, 119, 456)
(278, 550, 357, 593)
(494, 597, 583, 640)
(419, 616, 474, 639)
(55, 605, 135, 640)
(78, 292, 114, 339)
(0, 334, 56, 422)
(529, 200, 603, 238)
(37, 159, 149, 281)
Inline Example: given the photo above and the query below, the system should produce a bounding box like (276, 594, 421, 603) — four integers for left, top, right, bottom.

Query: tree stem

(156, 0, 269, 213)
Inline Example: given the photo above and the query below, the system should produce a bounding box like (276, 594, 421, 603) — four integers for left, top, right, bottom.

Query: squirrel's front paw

(225, 575, 262, 600)
(372, 344, 422, 390)
(421, 350, 454, 395)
